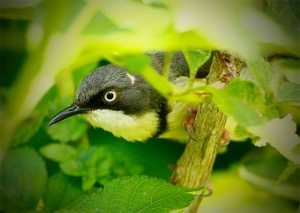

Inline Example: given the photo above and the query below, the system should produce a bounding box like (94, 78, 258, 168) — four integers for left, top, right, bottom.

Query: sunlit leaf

(64, 176, 203, 213)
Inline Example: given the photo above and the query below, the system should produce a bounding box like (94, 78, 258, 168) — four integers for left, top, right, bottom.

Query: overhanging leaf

(183, 49, 211, 89)
(63, 176, 203, 213)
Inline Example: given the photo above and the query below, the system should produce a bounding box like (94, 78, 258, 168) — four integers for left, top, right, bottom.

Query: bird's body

(49, 52, 207, 142)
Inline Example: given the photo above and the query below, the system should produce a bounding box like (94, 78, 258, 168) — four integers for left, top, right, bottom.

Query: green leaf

(60, 160, 84, 177)
(246, 56, 275, 93)
(80, 147, 114, 190)
(43, 172, 85, 212)
(66, 176, 203, 213)
(207, 79, 265, 127)
(225, 79, 265, 110)
(40, 143, 77, 163)
(183, 49, 211, 88)
(276, 81, 300, 103)
(59, 146, 144, 190)
(0, 147, 47, 212)
(46, 115, 88, 143)
(185, 50, 211, 73)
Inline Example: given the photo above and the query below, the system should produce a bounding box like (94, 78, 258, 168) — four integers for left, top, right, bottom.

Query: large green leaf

(63, 176, 203, 213)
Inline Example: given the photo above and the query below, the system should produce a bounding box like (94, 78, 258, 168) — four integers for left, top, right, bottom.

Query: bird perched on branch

(48, 52, 210, 142)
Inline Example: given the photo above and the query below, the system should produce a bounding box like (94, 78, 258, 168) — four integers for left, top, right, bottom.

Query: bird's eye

(103, 90, 117, 102)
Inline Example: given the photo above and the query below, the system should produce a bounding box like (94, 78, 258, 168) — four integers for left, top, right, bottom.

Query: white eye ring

(104, 90, 117, 102)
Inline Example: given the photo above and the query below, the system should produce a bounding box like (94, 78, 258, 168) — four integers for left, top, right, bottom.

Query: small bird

(48, 52, 208, 142)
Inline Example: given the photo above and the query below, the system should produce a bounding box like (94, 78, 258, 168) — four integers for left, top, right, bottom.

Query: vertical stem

(171, 51, 243, 212)
(171, 100, 227, 187)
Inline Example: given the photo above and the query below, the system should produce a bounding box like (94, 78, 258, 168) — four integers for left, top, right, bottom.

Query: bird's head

(48, 64, 167, 142)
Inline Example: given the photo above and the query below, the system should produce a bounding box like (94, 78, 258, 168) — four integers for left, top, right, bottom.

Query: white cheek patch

(82, 109, 159, 142)
(126, 73, 136, 85)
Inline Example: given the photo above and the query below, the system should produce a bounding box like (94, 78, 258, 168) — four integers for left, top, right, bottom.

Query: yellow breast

(82, 109, 159, 142)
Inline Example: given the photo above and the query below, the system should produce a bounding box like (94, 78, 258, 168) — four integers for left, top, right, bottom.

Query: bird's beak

(48, 104, 90, 126)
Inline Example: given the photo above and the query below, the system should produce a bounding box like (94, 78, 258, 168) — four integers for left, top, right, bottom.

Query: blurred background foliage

(0, 0, 299, 212)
